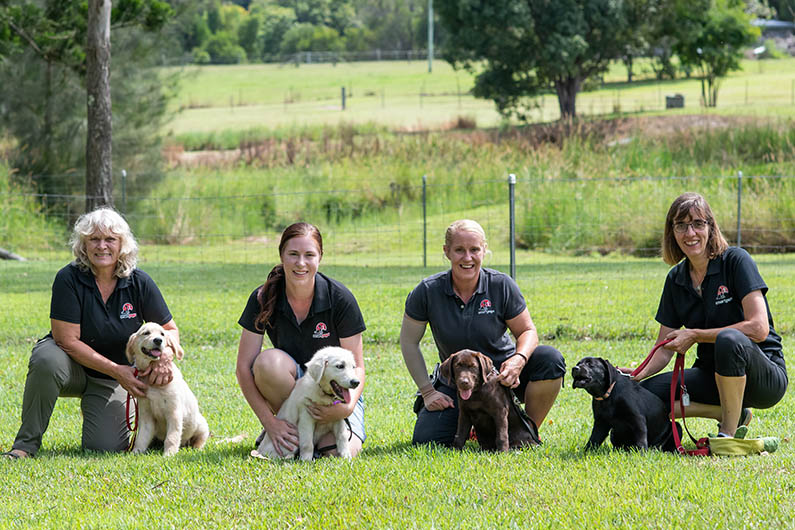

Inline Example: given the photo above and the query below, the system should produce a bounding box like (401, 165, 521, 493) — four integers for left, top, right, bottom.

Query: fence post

(121, 169, 127, 214)
(736, 171, 742, 247)
(341, 86, 346, 110)
(509, 173, 516, 280)
(422, 174, 427, 268)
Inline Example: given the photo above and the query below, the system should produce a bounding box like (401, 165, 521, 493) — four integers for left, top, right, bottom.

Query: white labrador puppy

(252, 346, 360, 461)
(125, 322, 210, 456)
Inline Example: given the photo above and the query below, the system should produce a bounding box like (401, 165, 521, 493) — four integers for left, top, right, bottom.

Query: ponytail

(255, 265, 284, 331)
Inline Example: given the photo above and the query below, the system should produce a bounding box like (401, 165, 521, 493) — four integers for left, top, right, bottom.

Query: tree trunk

(555, 77, 580, 119)
(624, 54, 633, 83)
(85, 0, 113, 212)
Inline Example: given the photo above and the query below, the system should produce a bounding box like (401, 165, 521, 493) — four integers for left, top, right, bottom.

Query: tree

(673, 0, 759, 107)
(85, 0, 113, 211)
(0, 0, 173, 211)
(435, 0, 646, 120)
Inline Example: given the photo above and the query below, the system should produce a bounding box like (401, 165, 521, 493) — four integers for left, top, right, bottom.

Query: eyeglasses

(673, 219, 709, 234)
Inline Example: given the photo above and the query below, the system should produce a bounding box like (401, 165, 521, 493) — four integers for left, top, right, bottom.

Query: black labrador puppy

(571, 356, 679, 452)
(440, 349, 539, 452)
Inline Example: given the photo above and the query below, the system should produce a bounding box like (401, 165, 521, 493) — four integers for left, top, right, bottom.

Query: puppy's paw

(163, 446, 178, 457)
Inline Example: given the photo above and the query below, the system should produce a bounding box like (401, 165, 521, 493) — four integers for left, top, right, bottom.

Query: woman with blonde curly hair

(4, 208, 180, 459)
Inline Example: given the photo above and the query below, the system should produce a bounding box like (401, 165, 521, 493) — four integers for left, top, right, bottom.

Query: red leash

(125, 368, 140, 451)
(633, 340, 709, 456)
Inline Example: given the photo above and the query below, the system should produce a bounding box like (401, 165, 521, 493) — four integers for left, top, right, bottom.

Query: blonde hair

(662, 193, 729, 266)
(70, 207, 138, 278)
(445, 219, 488, 248)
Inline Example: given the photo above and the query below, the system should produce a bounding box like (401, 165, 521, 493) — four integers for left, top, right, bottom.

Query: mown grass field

(1, 247, 793, 528)
(165, 58, 795, 135)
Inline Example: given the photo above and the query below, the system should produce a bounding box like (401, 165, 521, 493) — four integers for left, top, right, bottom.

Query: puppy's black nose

(571, 365, 582, 377)
(153, 337, 162, 346)
(349, 379, 360, 389)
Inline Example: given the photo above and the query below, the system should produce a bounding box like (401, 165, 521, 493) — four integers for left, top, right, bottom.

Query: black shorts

(641, 329, 787, 410)
(412, 344, 565, 446)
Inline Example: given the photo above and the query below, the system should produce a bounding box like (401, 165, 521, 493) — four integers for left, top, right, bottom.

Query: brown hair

(661, 192, 729, 265)
(254, 222, 323, 330)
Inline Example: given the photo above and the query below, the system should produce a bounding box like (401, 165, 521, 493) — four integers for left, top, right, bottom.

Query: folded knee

(714, 329, 749, 376)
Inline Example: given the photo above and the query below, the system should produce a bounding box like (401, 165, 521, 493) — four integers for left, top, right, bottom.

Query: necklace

(694, 283, 702, 295)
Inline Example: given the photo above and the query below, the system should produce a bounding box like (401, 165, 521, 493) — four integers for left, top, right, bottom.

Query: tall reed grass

(130, 118, 795, 253)
(0, 164, 64, 251)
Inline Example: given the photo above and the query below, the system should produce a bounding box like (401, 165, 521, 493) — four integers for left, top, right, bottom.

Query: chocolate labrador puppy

(440, 349, 540, 452)
(572, 356, 679, 452)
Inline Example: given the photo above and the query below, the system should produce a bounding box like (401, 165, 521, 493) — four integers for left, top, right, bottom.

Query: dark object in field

(571, 356, 679, 452)
(440, 349, 540, 452)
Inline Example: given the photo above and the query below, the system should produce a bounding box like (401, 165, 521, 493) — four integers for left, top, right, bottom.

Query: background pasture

(2, 57, 795, 528)
(1, 247, 794, 528)
(166, 58, 795, 136)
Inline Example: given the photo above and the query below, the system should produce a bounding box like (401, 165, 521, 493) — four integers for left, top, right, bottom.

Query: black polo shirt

(238, 272, 366, 368)
(404, 268, 526, 368)
(656, 246, 783, 370)
(49, 263, 172, 379)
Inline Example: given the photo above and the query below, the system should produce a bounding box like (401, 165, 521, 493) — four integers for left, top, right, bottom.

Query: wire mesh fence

(4, 172, 795, 270)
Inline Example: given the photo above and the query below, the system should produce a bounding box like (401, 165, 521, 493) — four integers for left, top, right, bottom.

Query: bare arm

(499, 308, 538, 388)
(51, 318, 148, 398)
(399, 313, 453, 411)
(630, 325, 677, 381)
(235, 329, 276, 428)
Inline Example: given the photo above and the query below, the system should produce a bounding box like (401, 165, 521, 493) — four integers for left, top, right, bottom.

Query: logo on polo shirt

(312, 322, 330, 339)
(478, 298, 495, 315)
(715, 285, 733, 305)
(120, 303, 137, 319)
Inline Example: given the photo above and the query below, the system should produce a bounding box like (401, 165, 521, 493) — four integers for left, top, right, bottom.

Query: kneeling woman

(400, 219, 565, 445)
(236, 222, 367, 457)
(633, 193, 787, 437)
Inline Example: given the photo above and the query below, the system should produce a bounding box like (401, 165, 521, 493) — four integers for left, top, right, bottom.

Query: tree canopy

(435, 0, 643, 120)
(435, 0, 763, 120)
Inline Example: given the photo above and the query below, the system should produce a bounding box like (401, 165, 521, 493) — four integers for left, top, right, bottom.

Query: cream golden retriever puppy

(125, 322, 209, 456)
(252, 346, 360, 461)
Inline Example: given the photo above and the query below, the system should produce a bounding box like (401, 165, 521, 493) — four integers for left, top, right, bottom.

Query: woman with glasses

(630, 193, 787, 438)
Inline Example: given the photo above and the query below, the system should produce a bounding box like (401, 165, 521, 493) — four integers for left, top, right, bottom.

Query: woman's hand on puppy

(307, 400, 353, 422)
(114, 364, 149, 398)
(264, 417, 299, 457)
(141, 355, 175, 387)
(419, 382, 454, 411)
(497, 355, 524, 388)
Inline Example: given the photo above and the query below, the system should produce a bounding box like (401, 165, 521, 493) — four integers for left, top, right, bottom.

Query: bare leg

(715, 374, 747, 437)
(671, 401, 721, 421)
(523, 377, 563, 429)
(315, 430, 363, 458)
(251, 348, 298, 413)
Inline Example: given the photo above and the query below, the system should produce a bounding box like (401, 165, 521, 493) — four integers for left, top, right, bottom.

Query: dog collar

(594, 381, 616, 401)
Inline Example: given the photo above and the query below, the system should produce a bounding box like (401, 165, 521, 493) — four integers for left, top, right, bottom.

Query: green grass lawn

(1, 248, 793, 528)
(164, 58, 795, 135)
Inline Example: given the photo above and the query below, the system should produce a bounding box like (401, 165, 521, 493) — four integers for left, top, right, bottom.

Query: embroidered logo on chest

(477, 298, 495, 315)
(312, 321, 330, 339)
(715, 285, 733, 305)
(120, 302, 138, 319)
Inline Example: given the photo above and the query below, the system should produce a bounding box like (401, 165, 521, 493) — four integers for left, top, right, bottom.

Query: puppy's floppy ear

(166, 332, 184, 361)
(475, 351, 494, 382)
(439, 353, 455, 382)
(307, 354, 327, 382)
(598, 358, 614, 389)
(125, 329, 141, 364)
